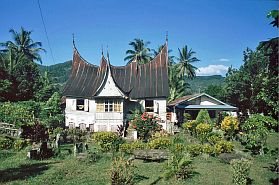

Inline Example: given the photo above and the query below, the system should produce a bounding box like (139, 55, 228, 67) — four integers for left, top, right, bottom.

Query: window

(96, 99, 122, 112)
(96, 100, 104, 112)
(105, 100, 113, 112)
(76, 99, 84, 111)
(145, 100, 154, 112)
(114, 100, 122, 112)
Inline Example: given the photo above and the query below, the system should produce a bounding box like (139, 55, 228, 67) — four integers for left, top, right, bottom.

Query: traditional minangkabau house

(62, 40, 169, 132)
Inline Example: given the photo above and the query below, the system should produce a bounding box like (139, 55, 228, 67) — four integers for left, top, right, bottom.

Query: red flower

(141, 112, 148, 121)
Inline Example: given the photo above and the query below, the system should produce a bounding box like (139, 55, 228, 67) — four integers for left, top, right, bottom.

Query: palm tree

(124, 38, 152, 65)
(0, 27, 45, 74)
(168, 65, 187, 102)
(2, 27, 45, 64)
(176, 45, 199, 80)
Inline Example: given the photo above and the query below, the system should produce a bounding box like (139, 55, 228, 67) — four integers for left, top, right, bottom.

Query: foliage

(13, 139, 28, 150)
(65, 128, 87, 143)
(40, 92, 64, 129)
(186, 144, 203, 156)
(196, 109, 212, 125)
(202, 144, 214, 155)
(221, 116, 239, 139)
(195, 123, 212, 143)
(92, 132, 122, 152)
(110, 156, 135, 185)
(0, 101, 38, 127)
(119, 141, 146, 154)
(241, 114, 271, 154)
(182, 120, 198, 135)
(164, 154, 194, 180)
(0, 27, 47, 101)
(21, 122, 49, 142)
(224, 38, 278, 118)
(0, 136, 14, 150)
(124, 38, 152, 65)
(230, 159, 252, 185)
(204, 84, 226, 102)
(147, 137, 171, 149)
(176, 45, 199, 80)
(129, 112, 162, 140)
(207, 134, 222, 145)
(214, 140, 234, 155)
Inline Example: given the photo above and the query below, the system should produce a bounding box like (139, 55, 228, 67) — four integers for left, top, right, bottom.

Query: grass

(0, 132, 278, 185)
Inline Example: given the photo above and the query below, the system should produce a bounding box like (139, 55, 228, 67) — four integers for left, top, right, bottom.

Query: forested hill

(39, 61, 225, 92)
(188, 75, 225, 93)
(39, 60, 72, 84)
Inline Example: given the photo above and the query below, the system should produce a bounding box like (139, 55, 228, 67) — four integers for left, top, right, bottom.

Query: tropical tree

(0, 27, 46, 101)
(176, 45, 199, 80)
(3, 27, 45, 63)
(124, 38, 152, 65)
(168, 65, 187, 102)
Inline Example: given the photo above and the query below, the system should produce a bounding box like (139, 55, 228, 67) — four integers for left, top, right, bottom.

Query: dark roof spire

(165, 31, 168, 43)
(101, 45, 104, 56)
(106, 45, 110, 63)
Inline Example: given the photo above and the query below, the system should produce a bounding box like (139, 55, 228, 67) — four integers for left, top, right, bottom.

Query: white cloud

(218, 58, 230, 62)
(197, 65, 229, 76)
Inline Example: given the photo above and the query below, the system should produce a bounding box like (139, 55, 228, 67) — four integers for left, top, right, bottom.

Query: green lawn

(0, 133, 278, 185)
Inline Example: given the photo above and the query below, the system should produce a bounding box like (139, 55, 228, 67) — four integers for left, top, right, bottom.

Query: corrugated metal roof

(176, 105, 238, 110)
(62, 43, 169, 99)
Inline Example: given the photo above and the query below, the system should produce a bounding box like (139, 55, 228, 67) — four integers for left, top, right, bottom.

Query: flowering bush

(129, 112, 162, 140)
(202, 144, 214, 155)
(196, 123, 212, 143)
(221, 116, 239, 139)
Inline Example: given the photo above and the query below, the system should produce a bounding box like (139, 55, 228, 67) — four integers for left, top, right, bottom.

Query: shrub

(221, 116, 239, 139)
(14, 139, 28, 150)
(230, 159, 252, 185)
(129, 112, 162, 140)
(196, 109, 212, 125)
(214, 140, 234, 155)
(186, 144, 203, 156)
(92, 132, 122, 152)
(241, 114, 271, 154)
(67, 128, 87, 143)
(0, 136, 14, 150)
(147, 137, 171, 149)
(120, 141, 146, 154)
(164, 155, 194, 180)
(202, 144, 214, 155)
(110, 156, 135, 185)
(207, 134, 222, 145)
(196, 123, 212, 143)
(182, 120, 198, 135)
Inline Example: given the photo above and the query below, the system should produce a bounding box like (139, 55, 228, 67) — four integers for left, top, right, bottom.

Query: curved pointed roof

(62, 43, 169, 99)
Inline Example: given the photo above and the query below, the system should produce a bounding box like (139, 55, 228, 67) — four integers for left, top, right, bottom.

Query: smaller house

(167, 93, 237, 123)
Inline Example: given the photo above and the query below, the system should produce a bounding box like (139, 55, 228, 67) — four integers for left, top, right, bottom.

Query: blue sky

(1, 0, 278, 76)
